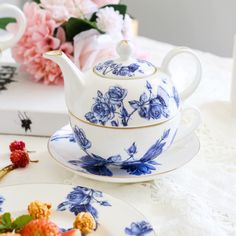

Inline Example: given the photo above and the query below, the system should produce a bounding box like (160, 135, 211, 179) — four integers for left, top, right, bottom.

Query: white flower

(96, 7, 124, 35)
(123, 14, 134, 39)
(74, 0, 98, 18)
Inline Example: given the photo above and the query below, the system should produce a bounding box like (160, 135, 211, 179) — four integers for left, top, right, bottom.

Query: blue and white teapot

(44, 40, 201, 165)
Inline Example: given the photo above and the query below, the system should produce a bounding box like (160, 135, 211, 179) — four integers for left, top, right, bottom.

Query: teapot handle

(161, 47, 202, 101)
(0, 4, 26, 52)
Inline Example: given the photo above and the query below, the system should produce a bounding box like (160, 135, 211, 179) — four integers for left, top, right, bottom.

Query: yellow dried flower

(28, 200, 52, 220)
(73, 212, 96, 234)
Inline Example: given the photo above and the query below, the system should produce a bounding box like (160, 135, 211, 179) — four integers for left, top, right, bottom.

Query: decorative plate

(0, 183, 156, 235)
(48, 125, 200, 183)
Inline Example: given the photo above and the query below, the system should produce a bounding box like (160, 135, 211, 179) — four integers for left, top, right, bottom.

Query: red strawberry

(20, 219, 62, 236)
(9, 140, 26, 152)
(62, 229, 81, 236)
(10, 150, 29, 168)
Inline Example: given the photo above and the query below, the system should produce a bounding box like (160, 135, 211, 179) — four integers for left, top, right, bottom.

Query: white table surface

(0, 37, 236, 236)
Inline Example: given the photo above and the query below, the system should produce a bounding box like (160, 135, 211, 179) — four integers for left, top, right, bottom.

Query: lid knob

(116, 40, 134, 61)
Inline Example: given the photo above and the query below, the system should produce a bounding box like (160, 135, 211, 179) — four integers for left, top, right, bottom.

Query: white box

(0, 62, 68, 136)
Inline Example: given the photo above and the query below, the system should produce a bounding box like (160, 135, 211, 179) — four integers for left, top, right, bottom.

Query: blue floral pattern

(125, 221, 153, 236)
(50, 133, 76, 143)
(68, 126, 170, 176)
(85, 81, 178, 127)
(0, 195, 4, 212)
(96, 60, 144, 77)
(172, 86, 180, 107)
(57, 186, 111, 222)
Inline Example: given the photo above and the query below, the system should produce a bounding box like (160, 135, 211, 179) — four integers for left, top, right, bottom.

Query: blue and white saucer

(48, 125, 200, 183)
(0, 183, 156, 235)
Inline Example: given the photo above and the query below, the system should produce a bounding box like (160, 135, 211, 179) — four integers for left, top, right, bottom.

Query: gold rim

(68, 109, 180, 130)
(93, 66, 159, 80)
(44, 50, 62, 56)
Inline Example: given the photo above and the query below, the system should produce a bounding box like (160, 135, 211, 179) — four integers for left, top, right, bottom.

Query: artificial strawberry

(10, 150, 29, 168)
(9, 141, 26, 152)
(62, 229, 81, 236)
(20, 219, 61, 236)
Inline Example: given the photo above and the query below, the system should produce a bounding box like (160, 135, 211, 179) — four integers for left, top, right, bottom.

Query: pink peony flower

(74, 29, 119, 71)
(40, 0, 98, 22)
(96, 7, 123, 36)
(40, 0, 74, 22)
(8, 2, 73, 85)
(92, 0, 120, 8)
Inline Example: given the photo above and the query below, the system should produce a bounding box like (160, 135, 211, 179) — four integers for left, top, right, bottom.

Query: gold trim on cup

(68, 109, 180, 130)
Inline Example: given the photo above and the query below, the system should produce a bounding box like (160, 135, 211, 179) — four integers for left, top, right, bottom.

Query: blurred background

(1, 0, 236, 57)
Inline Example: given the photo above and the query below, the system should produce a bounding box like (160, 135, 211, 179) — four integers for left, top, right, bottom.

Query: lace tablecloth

(0, 37, 235, 236)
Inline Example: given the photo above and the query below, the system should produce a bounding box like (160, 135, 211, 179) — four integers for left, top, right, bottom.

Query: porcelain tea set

(0, 3, 202, 181)
(44, 40, 201, 180)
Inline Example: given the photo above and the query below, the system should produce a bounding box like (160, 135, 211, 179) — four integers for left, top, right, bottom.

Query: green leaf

(12, 215, 33, 230)
(1, 213, 12, 226)
(90, 4, 127, 22)
(32, 0, 41, 3)
(63, 17, 103, 42)
(0, 17, 16, 30)
(0, 213, 13, 233)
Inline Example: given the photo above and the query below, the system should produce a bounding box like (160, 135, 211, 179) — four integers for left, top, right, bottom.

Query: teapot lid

(94, 40, 157, 79)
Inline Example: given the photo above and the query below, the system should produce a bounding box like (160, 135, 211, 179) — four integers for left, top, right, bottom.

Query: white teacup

(0, 3, 26, 52)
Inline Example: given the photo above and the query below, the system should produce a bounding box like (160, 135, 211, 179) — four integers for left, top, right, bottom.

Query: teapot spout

(43, 50, 85, 111)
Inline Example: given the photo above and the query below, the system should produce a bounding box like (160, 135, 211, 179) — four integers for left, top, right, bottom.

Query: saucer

(48, 125, 200, 183)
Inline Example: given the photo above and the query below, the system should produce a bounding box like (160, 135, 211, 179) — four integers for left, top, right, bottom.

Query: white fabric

(0, 36, 235, 236)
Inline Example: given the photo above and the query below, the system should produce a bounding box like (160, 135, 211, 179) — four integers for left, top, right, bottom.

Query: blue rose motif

(57, 186, 111, 221)
(84, 81, 171, 126)
(148, 98, 162, 119)
(92, 101, 113, 124)
(125, 221, 153, 236)
(128, 63, 140, 72)
(138, 106, 149, 119)
(73, 126, 91, 150)
(67, 189, 87, 204)
(106, 86, 127, 104)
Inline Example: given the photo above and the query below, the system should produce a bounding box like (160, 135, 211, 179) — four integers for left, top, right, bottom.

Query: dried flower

(73, 212, 96, 234)
(28, 201, 52, 220)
